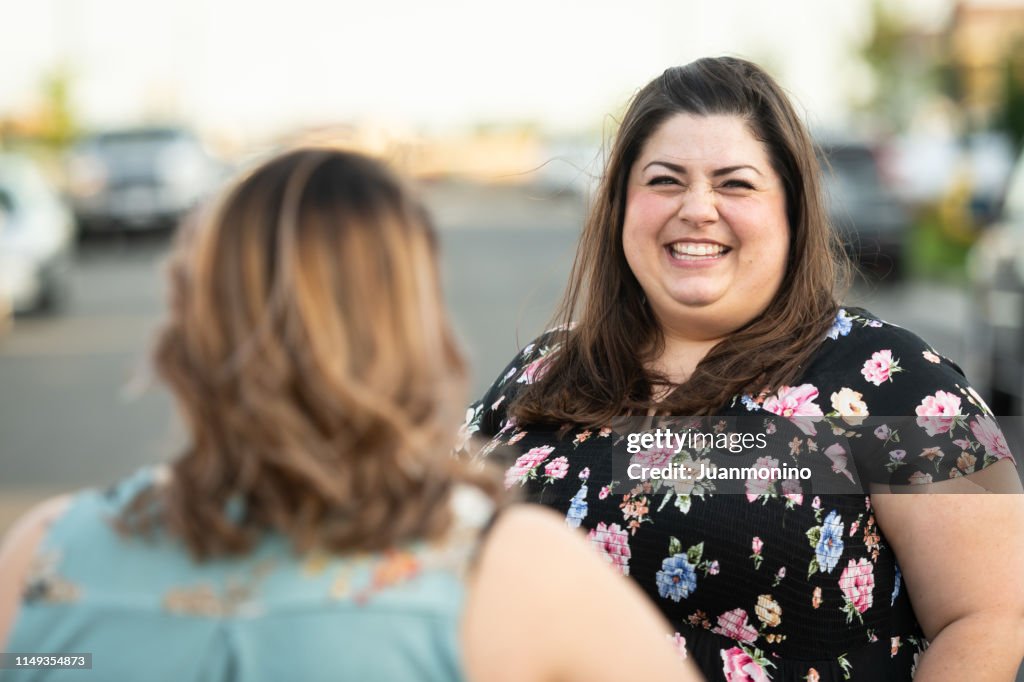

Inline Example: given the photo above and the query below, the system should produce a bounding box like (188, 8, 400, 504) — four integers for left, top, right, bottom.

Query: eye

(721, 179, 755, 190)
(647, 175, 680, 186)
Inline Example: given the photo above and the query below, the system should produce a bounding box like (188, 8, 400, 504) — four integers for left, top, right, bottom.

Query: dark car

(66, 126, 222, 233)
(967, 147, 1024, 415)
(818, 141, 909, 278)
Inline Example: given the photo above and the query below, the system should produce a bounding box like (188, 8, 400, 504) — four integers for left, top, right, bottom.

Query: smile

(667, 242, 731, 261)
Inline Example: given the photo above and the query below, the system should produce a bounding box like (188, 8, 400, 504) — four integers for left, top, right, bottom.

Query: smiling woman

(460, 56, 1024, 682)
(622, 113, 790, 367)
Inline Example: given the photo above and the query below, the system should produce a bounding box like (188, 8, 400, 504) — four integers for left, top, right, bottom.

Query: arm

(872, 467, 1024, 681)
(0, 496, 71, 647)
(462, 505, 702, 682)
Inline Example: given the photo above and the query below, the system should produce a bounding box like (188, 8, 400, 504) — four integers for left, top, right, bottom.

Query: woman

(0, 149, 699, 681)
(460, 57, 1024, 680)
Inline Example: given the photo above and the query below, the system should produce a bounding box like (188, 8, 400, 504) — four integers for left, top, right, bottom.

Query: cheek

(623, 190, 674, 240)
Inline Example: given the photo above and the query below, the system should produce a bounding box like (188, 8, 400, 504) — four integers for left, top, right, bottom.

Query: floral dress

(459, 307, 1017, 681)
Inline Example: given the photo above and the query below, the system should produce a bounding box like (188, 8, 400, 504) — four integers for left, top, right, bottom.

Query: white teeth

(669, 243, 727, 258)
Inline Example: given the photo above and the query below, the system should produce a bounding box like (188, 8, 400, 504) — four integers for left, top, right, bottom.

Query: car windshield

(821, 146, 884, 199)
(77, 128, 198, 178)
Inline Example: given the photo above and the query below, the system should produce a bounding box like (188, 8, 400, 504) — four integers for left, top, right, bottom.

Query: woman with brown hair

(461, 57, 1024, 680)
(0, 148, 699, 681)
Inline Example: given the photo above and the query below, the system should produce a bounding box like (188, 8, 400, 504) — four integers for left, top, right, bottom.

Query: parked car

(818, 140, 910, 279)
(0, 154, 76, 314)
(967, 145, 1024, 415)
(66, 126, 222, 233)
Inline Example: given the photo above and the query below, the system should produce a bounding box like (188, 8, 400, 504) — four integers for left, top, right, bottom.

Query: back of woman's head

(141, 148, 480, 558)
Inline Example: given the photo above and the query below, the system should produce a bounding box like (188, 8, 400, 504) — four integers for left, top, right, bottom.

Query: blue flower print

(827, 309, 854, 340)
(815, 510, 845, 574)
(891, 564, 902, 606)
(565, 485, 588, 529)
(656, 554, 698, 602)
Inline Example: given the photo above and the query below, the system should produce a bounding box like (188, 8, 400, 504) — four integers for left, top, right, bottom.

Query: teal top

(3, 469, 495, 682)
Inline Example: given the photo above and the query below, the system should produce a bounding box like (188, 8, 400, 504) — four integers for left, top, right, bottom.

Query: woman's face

(622, 113, 790, 340)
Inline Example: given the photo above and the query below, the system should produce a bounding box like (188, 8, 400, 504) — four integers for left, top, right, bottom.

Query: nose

(676, 186, 718, 226)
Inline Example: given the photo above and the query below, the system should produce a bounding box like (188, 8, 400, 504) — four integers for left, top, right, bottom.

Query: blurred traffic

(0, 154, 75, 320)
(66, 126, 226, 233)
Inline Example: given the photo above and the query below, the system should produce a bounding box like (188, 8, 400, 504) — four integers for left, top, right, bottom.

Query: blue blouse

(3, 469, 494, 682)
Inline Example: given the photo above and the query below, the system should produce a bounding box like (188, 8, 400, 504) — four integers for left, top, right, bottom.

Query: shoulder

(814, 306, 975, 394)
(0, 495, 73, 645)
(824, 307, 945, 358)
(1, 495, 74, 556)
(459, 327, 571, 444)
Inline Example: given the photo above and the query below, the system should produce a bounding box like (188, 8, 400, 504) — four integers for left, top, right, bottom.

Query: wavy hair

(512, 56, 851, 424)
(124, 148, 497, 559)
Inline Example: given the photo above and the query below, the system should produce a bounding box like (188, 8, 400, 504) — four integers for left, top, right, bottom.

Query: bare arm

(872, 461, 1024, 680)
(463, 505, 702, 682)
(0, 496, 70, 647)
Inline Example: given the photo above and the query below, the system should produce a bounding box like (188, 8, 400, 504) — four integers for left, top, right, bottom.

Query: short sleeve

(816, 311, 1018, 487)
(454, 331, 564, 459)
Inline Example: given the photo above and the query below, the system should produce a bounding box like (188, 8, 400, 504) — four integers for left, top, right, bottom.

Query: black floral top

(459, 308, 1016, 682)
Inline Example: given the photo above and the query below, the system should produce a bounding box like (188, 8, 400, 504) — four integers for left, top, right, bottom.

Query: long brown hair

(512, 57, 851, 424)
(125, 148, 496, 559)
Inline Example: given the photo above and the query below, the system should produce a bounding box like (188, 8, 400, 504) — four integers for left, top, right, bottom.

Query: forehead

(634, 113, 770, 169)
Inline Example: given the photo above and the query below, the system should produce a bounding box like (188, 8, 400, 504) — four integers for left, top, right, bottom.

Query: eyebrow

(643, 161, 764, 177)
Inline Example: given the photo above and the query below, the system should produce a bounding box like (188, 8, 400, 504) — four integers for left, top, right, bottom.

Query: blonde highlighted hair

(126, 148, 496, 559)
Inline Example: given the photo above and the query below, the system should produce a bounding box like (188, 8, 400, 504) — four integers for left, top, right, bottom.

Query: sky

(1, 0, 959, 139)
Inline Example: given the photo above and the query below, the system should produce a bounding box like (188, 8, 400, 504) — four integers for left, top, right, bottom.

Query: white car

(0, 154, 76, 314)
(67, 126, 222, 232)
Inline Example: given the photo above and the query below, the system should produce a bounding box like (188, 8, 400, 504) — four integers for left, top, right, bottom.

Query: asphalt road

(0, 182, 972, 532)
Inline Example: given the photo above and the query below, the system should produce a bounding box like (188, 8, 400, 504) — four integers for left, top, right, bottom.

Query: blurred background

(4, 0, 1024, 537)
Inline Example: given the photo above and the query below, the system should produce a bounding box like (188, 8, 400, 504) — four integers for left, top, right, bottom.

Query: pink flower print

(971, 415, 1014, 461)
(587, 522, 631, 576)
(708, 560, 720, 575)
(762, 385, 825, 435)
(812, 496, 821, 510)
(751, 537, 763, 555)
(666, 632, 688, 660)
(543, 456, 570, 480)
(915, 390, 962, 436)
(922, 350, 941, 364)
(849, 520, 859, 537)
(720, 646, 770, 682)
(839, 558, 875, 614)
(578, 467, 591, 480)
(630, 445, 675, 470)
(781, 478, 804, 506)
(490, 395, 506, 411)
(824, 443, 855, 484)
(745, 457, 780, 501)
(508, 430, 527, 445)
(861, 349, 899, 386)
(503, 445, 554, 489)
(712, 609, 759, 644)
(874, 424, 892, 440)
(908, 471, 933, 485)
(516, 351, 554, 385)
(598, 485, 611, 500)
